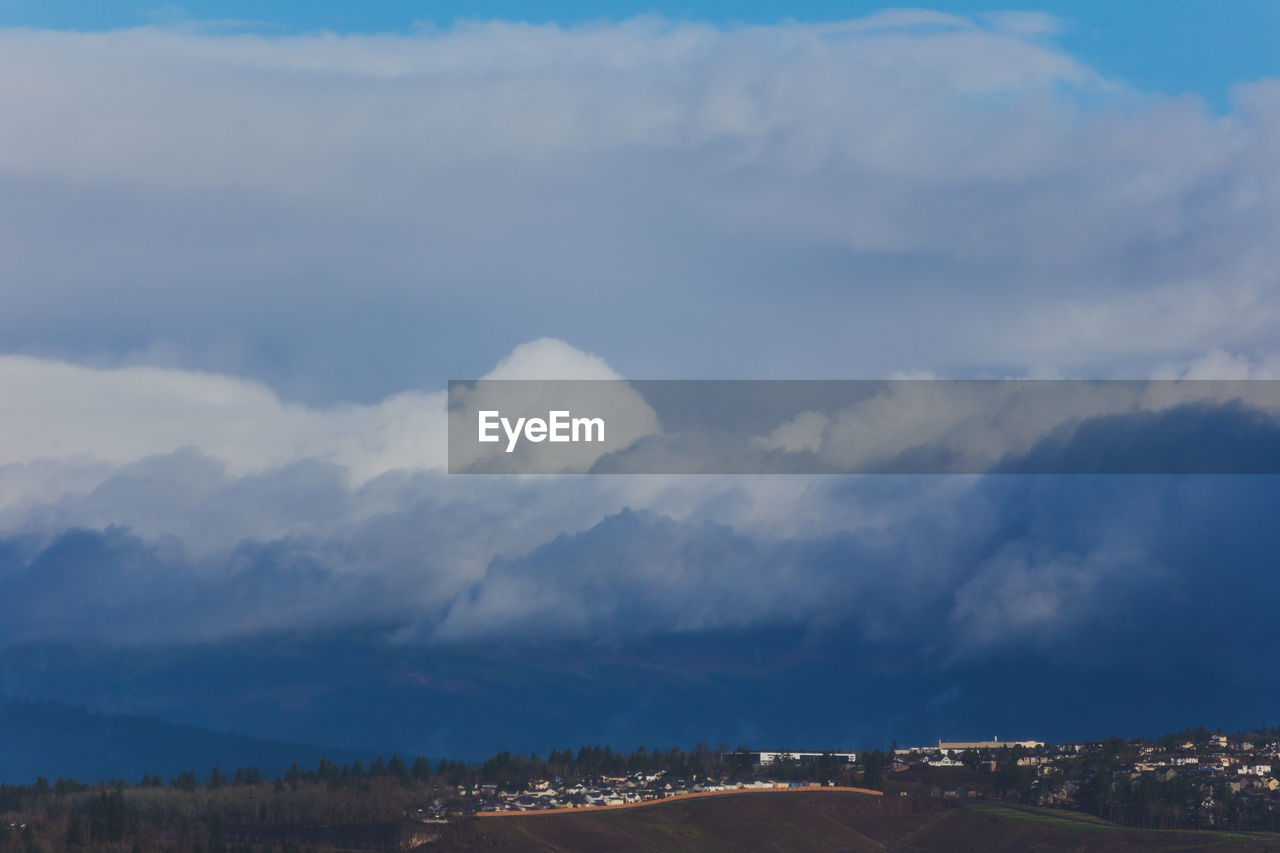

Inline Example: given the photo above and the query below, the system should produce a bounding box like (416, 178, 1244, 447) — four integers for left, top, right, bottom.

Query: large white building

(729, 750, 859, 766)
(894, 738, 1044, 755)
(938, 738, 1043, 753)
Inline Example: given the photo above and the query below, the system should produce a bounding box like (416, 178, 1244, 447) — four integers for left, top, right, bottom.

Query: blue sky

(4, 1, 1279, 112)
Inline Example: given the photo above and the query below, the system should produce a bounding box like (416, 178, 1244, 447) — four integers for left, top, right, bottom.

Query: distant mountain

(0, 628, 1261, 767)
(0, 698, 383, 785)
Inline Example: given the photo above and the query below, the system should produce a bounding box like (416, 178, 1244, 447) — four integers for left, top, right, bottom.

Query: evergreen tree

(65, 816, 85, 848)
(862, 749, 885, 790)
(171, 771, 199, 792)
(208, 814, 227, 853)
(208, 765, 227, 789)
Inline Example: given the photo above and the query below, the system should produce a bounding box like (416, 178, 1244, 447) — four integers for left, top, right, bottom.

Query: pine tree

(66, 816, 85, 848)
(208, 813, 227, 853)
(208, 765, 228, 789)
(862, 749, 885, 790)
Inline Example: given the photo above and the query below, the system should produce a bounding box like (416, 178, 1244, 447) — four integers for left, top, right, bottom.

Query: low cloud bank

(2, 340, 1279, 660)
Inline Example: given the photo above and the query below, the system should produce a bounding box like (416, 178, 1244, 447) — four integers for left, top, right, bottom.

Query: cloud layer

(2, 12, 1280, 749)
(2, 15, 1280, 397)
(2, 338, 1278, 664)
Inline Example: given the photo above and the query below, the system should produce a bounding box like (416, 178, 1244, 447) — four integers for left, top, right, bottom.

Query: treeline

(2, 774, 434, 852)
(0, 741, 822, 852)
(4, 739, 869, 812)
(2, 752, 484, 815)
(1155, 724, 1280, 752)
(0, 740, 888, 850)
(479, 743, 801, 789)
(7, 725, 1280, 848)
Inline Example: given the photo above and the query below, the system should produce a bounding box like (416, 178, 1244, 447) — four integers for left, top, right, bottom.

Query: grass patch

(962, 803, 1124, 831)
(961, 804, 1278, 848)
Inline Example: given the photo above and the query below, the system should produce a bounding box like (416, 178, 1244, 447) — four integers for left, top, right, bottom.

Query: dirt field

(424, 791, 1280, 852)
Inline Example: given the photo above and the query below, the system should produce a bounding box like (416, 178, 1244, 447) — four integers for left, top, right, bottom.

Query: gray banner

(447, 379, 1280, 474)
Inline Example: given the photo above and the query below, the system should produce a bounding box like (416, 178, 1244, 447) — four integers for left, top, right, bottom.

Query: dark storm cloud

(4, 471, 1276, 757)
(434, 470, 1280, 672)
(1, 11, 1279, 756)
(3, 401, 1279, 655)
(995, 399, 1280, 473)
(0, 525, 413, 645)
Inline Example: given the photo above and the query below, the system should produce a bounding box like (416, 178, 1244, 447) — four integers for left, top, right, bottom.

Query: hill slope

(428, 792, 1280, 852)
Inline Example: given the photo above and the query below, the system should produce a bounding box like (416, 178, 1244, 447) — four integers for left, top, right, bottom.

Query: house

(927, 756, 964, 768)
(741, 750, 859, 766)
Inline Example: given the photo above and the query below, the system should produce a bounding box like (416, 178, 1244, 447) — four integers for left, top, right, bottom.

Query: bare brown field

(424, 792, 1280, 852)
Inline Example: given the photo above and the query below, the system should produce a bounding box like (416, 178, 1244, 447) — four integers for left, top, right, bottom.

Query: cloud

(482, 338, 625, 381)
(1154, 348, 1280, 380)
(431, 509, 811, 642)
(947, 540, 1152, 655)
(0, 17, 1277, 396)
(557, 379, 1280, 475)
(1, 14, 1279, 747)
(0, 353, 446, 483)
(425, 470, 1280, 670)
(754, 410, 829, 454)
(979, 11, 1062, 37)
(448, 339, 661, 473)
(0, 337, 639, 489)
(0, 523, 415, 645)
(3, 339, 1280, 649)
(5, 469, 1280, 756)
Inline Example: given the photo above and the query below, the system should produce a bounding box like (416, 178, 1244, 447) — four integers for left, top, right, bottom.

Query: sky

(2, 2, 1280, 767)
(2, 1, 1278, 114)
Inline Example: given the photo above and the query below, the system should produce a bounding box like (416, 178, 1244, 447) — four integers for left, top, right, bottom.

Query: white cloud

(2, 16, 1276, 391)
(0, 337, 653, 492)
(482, 338, 623, 380)
(0, 15, 1279, 651)
(754, 410, 829, 453)
(0, 354, 446, 481)
(1152, 348, 1280, 380)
